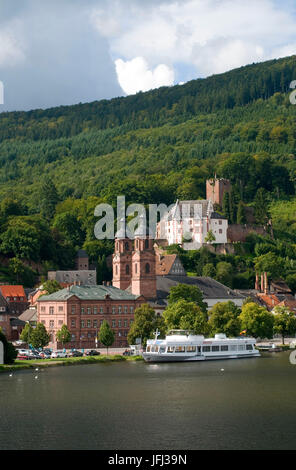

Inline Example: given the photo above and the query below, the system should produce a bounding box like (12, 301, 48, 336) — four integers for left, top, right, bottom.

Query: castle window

(145, 239, 149, 249)
(135, 263, 137, 274)
(116, 265, 118, 275)
(145, 263, 150, 274)
(125, 242, 129, 251)
(126, 265, 129, 275)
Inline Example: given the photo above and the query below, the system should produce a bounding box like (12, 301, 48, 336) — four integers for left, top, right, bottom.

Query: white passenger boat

(142, 330, 260, 362)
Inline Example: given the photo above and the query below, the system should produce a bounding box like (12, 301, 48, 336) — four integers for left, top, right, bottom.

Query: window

(112, 320, 116, 327)
(71, 306, 76, 314)
(118, 320, 121, 327)
(135, 263, 137, 274)
(93, 320, 98, 328)
(41, 306, 45, 312)
(81, 320, 85, 328)
(145, 263, 150, 274)
(87, 307, 91, 315)
(167, 346, 175, 353)
(219, 220, 222, 225)
(81, 307, 85, 314)
(145, 239, 149, 249)
(124, 306, 128, 313)
(100, 320, 104, 326)
(58, 306, 63, 312)
(230, 345, 237, 351)
(202, 346, 211, 352)
(175, 346, 186, 353)
(116, 265, 118, 275)
(93, 307, 97, 315)
(125, 242, 129, 251)
(212, 345, 220, 352)
(49, 320, 54, 328)
(71, 319, 76, 328)
(100, 306, 104, 314)
(118, 306, 122, 314)
(246, 344, 253, 350)
(219, 229, 222, 234)
(186, 346, 197, 353)
(130, 306, 134, 314)
(126, 265, 129, 275)
(112, 306, 116, 314)
(41, 320, 45, 325)
(221, 345, 229, 351)
(238, 344, 245, 351)
(49, 307, 54, 315)
(87, 320, 91, 328)
(124, 319, 128, 327)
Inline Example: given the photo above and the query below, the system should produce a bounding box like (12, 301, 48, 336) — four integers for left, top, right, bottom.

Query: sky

(0, 0, 296, 111)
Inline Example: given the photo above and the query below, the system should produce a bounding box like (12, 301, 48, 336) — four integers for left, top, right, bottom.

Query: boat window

(151, 346, 159, 353)
(146, 346, 151, 352)
(246, 344, 253, 350)
(186, 346, 197, 353)
(202, 346, 211, 352)
(221, 345, 229, 351)
(159, 347, 165, 353)
(212, 345, 220, 352)
(230, 345, 237, 351)
(175, 346, 186, 353)
(238, 344, 245, 351)
(167, 346, 175, 353)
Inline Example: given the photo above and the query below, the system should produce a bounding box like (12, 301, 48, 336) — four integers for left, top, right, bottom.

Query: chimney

(261, 273, 264, 293)
(255, 273, 259, 291)
(264, 272, 268, 294)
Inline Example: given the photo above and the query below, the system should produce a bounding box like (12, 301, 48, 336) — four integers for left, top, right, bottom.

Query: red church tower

(131, 234, 157, 300)
(112, 238, 133, 291)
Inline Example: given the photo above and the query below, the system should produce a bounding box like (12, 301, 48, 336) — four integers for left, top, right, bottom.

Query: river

(1, 352, 296, 450)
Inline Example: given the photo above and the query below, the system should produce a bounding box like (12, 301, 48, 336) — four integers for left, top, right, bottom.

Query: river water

(1, 352, 296, 450)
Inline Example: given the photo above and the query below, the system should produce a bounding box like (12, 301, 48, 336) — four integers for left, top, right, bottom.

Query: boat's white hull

(142, 351, 260, 363)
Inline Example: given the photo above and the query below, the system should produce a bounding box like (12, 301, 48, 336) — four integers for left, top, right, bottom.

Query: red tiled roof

(0, 285, 26, 299)
(256, 293, 280, 309)
(156, 254, 177, 275)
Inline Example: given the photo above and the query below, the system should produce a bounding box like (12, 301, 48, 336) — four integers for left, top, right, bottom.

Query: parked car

(39, 351, 51, 359)
(68, 350, 83, 357)
(27, 351, 42, 360)
(85, 350, 100, 356)
(51, 350, 67, 358)
(17, 352, 31, 360)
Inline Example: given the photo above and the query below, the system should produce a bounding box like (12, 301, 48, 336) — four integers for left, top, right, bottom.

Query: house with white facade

(156, 199, 228, 250)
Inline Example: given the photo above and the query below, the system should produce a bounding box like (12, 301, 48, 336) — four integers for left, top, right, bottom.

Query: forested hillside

(1, 55, 296, 289)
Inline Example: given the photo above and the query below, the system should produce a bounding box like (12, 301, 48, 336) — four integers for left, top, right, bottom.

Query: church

(112, 231, 245, 314)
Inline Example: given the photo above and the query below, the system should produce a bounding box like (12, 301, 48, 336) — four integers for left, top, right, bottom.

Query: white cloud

(0, 29, 25, 67)
(115, 56, 174, 95)
(91, 0, 296, 84)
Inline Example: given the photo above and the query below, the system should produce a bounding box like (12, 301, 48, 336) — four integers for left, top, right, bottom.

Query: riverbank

(0, 354, 144, 373)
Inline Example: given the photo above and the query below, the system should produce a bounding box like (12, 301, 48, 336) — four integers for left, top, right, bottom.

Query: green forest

(1, 55, 296, 289)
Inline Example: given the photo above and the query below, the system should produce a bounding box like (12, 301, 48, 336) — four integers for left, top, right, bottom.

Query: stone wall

(227, 224, 267, 243)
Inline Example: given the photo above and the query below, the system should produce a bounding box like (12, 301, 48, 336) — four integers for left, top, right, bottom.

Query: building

(0, 294, 26, 340)
(156, 199, 228, 249)
(48, 270, 97, 286)
(37, 284, 145, 349)
(206, 177, 231, 206)
(0, 285, 29, 316)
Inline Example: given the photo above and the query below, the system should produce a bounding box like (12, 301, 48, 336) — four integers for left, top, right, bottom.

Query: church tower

(112, 238, 133, 290)
(131, 233, 157, 300)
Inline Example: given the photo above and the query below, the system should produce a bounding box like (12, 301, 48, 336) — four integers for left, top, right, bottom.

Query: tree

(99, 320, 115, 354)
(8, 257, 36, 287)
(208, 301, 241, 337)
(30, 323, 50, 349)
(202, 263, 216, 278)
(42, 280, 62, 295)
(205, 229, 216, 244)
(237, 201, 247, 224)
(254, 252, 282, 280)
(272, 306, 296, 344)
(215, 262, 233, 288)
(20, 323, 34, 344)
(163, 299, 209, 335)
(167, 283, 208, 313)
(239, 302, 274, 339)
(56, 324, 71, 347)
(40, 178, 59, 220)
(254, 188, 269, 224)
(0, 330, 17, 364)
(128, 304, 166, 347)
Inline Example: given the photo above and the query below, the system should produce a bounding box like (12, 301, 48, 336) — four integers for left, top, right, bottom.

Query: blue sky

(0, 0, 296, 111)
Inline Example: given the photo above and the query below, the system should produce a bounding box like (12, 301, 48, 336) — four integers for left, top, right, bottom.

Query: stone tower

(112, 238, 133, 290)
(131, 234, 157, 299)
(206, 177, 231, 206)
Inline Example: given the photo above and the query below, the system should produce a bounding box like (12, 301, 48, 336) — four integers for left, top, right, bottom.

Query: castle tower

(131, 223, 157, 299)
(112, 238, 133, 290)
(206, 176, 231, 206)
